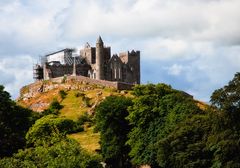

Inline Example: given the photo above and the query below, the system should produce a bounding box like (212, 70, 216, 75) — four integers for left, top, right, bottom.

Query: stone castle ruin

(33, 36, 140, 85)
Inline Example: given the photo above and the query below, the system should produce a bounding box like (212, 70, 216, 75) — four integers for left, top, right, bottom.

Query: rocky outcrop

(19, 75, 134, 100)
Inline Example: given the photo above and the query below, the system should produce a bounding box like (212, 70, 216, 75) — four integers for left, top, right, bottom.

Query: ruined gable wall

(127, 51, 140, 84)
(45, 64, 91, 78)
(103, 47, 111, 63)
(118, 51, 140, 84)
(80, 47, 96, 64)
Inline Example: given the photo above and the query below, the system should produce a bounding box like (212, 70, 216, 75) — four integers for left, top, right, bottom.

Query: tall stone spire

(96, 36, 104, 80)
(72, 56, 76, 76)
(96, 35, 103, 44)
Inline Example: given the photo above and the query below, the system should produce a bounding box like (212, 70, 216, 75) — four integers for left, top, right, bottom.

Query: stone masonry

(33, 36, 140, 85)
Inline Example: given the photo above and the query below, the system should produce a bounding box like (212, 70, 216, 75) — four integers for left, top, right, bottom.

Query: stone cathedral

(34, 36, 140, 84)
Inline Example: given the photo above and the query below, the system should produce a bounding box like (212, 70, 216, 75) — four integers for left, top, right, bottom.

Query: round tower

(96, 36, 104, 80)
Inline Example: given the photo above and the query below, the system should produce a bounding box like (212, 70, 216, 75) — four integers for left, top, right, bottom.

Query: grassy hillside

(68, 126, 100, 154)
(18, 80, 207, 154)
(18, 81, 132, 153)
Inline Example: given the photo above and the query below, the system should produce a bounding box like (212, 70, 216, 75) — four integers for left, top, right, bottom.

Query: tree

(0, 137, 102, 168)
(211, 72, 240, 129)
(155, 73, 240, 167)
(0, 85, 38, 157)
(208, 72, 240, 167)
(0, 112, 102, 168)
(42, 98, 63, 115)
(127, 84, 202, 167)
(156, 114, 212, 168)
(25, 115, 75, 146)
(95, 96, 133, 168)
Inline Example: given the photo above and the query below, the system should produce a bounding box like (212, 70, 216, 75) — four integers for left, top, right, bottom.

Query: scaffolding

(33, 64, 43, 80)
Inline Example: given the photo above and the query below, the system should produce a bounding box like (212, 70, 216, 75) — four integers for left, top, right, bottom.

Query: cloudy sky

(0, 0, 240, 101)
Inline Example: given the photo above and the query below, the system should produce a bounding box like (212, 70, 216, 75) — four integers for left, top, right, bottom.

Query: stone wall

(66, 75, 134, 90)
(45, 63, 90, 79)
(20, 75, 134, 100)
(117, 82, 134, 90)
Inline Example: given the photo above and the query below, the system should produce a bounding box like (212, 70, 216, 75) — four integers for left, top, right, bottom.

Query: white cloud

(0, 55, 34, 99)
(0, 0, 240, 101)
(0, 0, 70, 55)
(142, 38, 190, 61)
(58, 0, 240, 45)
(166, 64, 184, 76)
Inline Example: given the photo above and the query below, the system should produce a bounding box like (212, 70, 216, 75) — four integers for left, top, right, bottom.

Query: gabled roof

(108, 54, 123, 64)
(45, 48, 74, 57)
(64, 56, 86, 65)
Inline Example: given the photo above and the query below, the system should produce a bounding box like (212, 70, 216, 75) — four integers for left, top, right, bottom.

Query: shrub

(70, 113, 92, 133)
(82, 96, 91, 107)
(42, 99, 63, 115)
(77, 113, 91, 125)
(61, 75, 67, 83)
(26, 115, 75, 146)
(0, 138, 102, 168)
(75, 92, 85, 98)
(59, 90, 67, 100)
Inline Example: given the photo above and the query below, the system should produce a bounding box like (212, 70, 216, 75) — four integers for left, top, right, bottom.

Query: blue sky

(0, 0, 240, 101)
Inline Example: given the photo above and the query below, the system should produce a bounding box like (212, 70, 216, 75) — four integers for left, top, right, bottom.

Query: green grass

(59, 90, 89, 120)
(68, 126, 100, 154)
(18, 80, 133, 155)
(20, 81, 132, 153)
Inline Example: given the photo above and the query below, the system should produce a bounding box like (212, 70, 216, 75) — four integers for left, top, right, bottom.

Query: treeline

(1, 73, 240, 168)
(95, 72, 240, 168)
(0, 86, 101, 168)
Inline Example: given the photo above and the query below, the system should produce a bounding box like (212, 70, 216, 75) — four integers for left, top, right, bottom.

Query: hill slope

(18, 78, 132, 153)
(18, 78, 206, 154)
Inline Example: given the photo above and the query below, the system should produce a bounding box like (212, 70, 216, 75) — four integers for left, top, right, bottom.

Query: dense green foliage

(157, 114, 213, 167)
(156, 72, 240, 167)
(0, 85, 101, 167)
(25, 115, 76, 146)
(77, 112, 92, 125)
(211, 72, 240, 129)
(95, 96, 133, 168)
(0, 85, 39, 157)
(208, 72, 240, 167)
(127, 84, 202, 167)
(42, 98, 63, 115)
(15, 114, 101, 168)
(2, 72, 240, 167)
(0, 134, 101, 168)
(59, 90, 67, 99)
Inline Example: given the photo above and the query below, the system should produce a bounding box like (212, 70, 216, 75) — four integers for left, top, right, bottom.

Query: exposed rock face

(20, 76, 133, 101)
(18, 76, 133, 112)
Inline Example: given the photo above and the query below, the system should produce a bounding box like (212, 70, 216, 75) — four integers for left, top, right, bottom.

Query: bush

(59, 90, 67, 100)
(82, 96, 91, 107)
(77, 113, 91, 125)
(0, 138, 102, 168)
(75, 92, 85, 98)
(70, 113, 92, 133)
(71, 124, 84, 133)
(42, 99, 63, 115)
(26, 115, 75, 146)
(75, 93, 91, 107)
